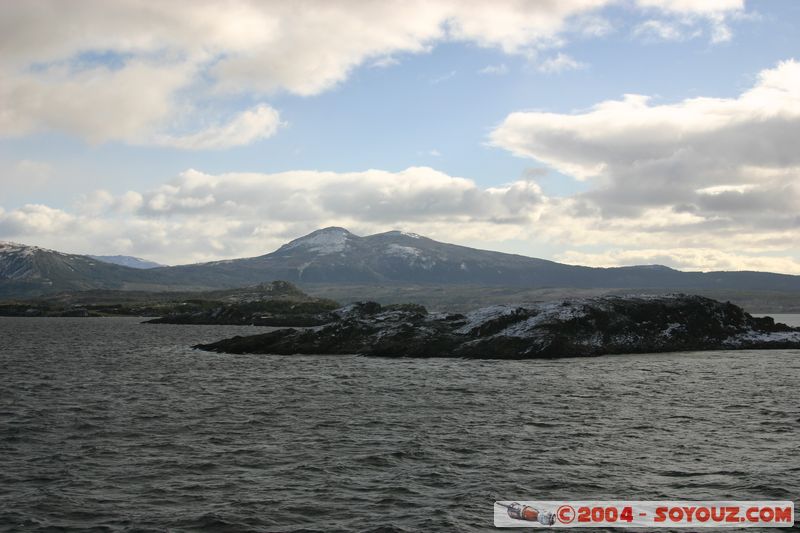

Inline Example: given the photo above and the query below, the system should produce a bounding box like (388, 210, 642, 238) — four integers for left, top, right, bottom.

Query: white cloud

(118, 191, 144, 213)
(370, 56, 401, 68)
(0, 60, 193, 144)
(634, 19, 694, 41)
(491, 59, 800, 183)
(635, 0, 743, 16)
(538, 53, 586, 73)
(478, 63, 509, 75)
(0, 167, 546, 263)
(430, 70, 457, 84)
(695, 184, 756, 196)
(634, 0, 743, 43)
(0, 0, 748, 145)
(1, 158, 798, 273)
(131, 167, 545, 223)
(486, 59, 800, 272)
(156, 104, 283, 150)
(574, 15, 614, 37)
(4, 60, 798, 271)
(0, 204, 76, 235)
(76, 190, 116, 215)
(3, 1, 786, 273)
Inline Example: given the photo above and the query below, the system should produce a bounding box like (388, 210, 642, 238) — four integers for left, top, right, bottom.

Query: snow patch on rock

(455, 305, 518, 335)
(661, 322, 684, 337)
(499, 301, 591, 338)
(726, 330, 800, 346)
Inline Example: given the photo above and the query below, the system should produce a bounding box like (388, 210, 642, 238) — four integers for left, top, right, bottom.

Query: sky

(1, 0, 799, 273)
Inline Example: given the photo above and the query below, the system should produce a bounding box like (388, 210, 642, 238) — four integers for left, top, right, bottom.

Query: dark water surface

(1, 317, 798, 532)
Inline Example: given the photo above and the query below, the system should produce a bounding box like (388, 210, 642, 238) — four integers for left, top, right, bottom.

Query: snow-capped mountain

(0, 241, 153, 298)
(157, 226, 564, 285)
(3, 228, 800, 298)
(155, 227, 800, 290)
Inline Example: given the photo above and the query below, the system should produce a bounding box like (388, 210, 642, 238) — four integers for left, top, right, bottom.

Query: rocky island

(196, 294, 800, 359)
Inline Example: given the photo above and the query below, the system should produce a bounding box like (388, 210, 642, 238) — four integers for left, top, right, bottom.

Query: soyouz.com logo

(493, 501, 795, 527)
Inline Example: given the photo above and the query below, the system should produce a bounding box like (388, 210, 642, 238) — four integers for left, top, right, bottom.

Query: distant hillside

(3, 229, 800, 299)
(0, 281, 337, 319)
(0, 241, 156, 298)
(89, 255, 165, 269)
(155, 227, 800, 292)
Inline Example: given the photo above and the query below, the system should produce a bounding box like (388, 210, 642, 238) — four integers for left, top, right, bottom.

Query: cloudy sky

(1, 0, 799, 272)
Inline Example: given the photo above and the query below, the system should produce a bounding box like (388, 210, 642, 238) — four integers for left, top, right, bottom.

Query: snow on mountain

(4, 228, 800, 298)
(89, 255, 165, 269)
(0, 241, 65, 259)
(0, 241, 156, 297)
(280, 227, 353, 255)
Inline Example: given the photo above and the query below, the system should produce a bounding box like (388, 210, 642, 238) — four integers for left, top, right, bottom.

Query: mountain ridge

(89, 255, 165, 269)
(2, 228, 800, 298)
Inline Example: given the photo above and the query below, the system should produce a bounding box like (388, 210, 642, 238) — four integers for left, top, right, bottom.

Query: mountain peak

(1, 240, 31, 250)
(314, 226, 354, 236)
(0, 241, 62, 257)
(373, 230, 424, 240)
(281, 227, 357, 255)
(3, 231, 800, 299)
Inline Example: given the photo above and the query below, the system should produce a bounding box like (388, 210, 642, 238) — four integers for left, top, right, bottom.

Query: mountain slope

(89, 255, 165, 269)
(3, 229, 800, 298)
(0, 242, 157, 298)
(157, 227, 800, 291)
(152, 227, 567, 286)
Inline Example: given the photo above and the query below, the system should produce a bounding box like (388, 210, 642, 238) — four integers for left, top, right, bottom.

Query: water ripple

(0, 317, 798, 531)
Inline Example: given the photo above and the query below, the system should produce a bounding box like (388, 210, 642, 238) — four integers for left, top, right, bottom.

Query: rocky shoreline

(145, 301, 336, 327)
(195, 294, 800, 359)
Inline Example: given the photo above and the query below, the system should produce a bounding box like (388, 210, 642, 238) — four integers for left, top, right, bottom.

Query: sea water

(1, 317, 798, 531)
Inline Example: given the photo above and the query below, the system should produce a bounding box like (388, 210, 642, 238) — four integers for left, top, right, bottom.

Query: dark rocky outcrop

(195, 295, 800, 359)
(146, 301, 336, 326)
